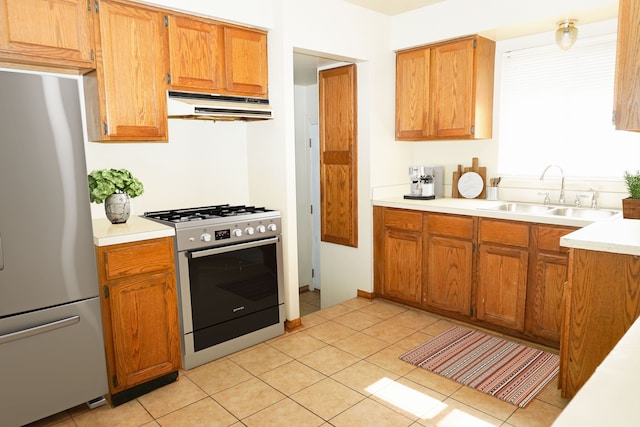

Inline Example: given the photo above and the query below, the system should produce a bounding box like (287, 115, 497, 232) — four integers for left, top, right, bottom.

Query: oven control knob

(256, 225, 266, 233)
(245, 226, 255, 235)
(267, 223, 277, 232)
(200, 232, 212, 242)
(232, 228, 242, 237)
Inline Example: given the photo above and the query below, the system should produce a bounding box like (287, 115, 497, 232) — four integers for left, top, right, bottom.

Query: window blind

(498, 33, 640, 178)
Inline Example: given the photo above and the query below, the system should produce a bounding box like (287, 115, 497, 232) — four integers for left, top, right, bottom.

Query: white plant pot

(104, 193, 130, 224)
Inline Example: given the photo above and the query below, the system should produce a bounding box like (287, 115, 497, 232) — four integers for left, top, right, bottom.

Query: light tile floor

(28, 298, 569, 427)
(299, 289, 321, 317)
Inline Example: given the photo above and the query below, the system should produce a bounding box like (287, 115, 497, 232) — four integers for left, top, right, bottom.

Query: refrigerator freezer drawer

(0, 297, 108, 427)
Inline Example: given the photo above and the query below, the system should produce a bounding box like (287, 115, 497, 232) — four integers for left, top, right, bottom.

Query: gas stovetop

(143, 204, 281, 251)
(144, 204, 275, 225)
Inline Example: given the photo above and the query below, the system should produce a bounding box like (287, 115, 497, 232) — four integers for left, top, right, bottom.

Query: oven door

(179, 236, 283, 351)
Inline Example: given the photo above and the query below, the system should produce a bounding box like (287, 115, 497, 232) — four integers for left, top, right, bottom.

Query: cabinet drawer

(536, 225, 576, 253)
(479, 219, 529, 247)
(384, 209, 422, 232)
(426, 213, 474, 240)
(97, 237, 174, 282)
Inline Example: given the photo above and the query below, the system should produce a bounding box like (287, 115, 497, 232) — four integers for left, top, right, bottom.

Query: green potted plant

(88, 168, 144, 224)
(622, 170, 640, 219)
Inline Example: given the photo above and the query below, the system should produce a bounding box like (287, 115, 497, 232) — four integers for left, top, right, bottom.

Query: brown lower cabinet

(560, 248, 640, 398)
(423, 213, 475, 316)
(95, 236, 181, 406)
(373, 206, 576, 348)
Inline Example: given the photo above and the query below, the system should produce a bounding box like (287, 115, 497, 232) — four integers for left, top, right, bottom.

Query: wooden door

(167, 15, 224, 93)
(430, 38, 474, 138)
(614, 0, 640, 131)
(395, 47, 430, 140)
(319, 64, 357, 247)
(88, 0, 167, 141)
(223, 26, 268, 97)
(0, 0, 95, 69)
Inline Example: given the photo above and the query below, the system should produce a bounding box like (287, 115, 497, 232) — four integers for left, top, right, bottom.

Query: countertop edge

(92, 216, 175, 247)
(372, 197, 618, 228)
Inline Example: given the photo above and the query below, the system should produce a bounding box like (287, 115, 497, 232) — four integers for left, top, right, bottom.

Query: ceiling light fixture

(555, 19, 579, 50)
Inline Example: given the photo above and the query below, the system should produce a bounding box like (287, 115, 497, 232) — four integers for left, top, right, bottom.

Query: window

(498, 33, 640, 179)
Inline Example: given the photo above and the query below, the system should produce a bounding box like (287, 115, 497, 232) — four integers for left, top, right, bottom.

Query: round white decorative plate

(458, 171, 484, 198)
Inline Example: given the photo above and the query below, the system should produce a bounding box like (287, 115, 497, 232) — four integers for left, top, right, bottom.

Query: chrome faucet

(540, 164, 565, 204)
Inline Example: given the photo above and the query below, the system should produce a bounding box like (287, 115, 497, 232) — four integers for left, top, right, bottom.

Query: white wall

(282, 0, 403, 307)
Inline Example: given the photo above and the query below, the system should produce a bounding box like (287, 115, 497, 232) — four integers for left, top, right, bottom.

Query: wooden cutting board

(452, 157, 487, 199)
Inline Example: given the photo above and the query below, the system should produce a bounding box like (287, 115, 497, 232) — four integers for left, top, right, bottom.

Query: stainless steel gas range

(144, 204, 285, 370)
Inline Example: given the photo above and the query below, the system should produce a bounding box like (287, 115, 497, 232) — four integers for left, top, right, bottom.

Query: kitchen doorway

(293, 50, 355, 314)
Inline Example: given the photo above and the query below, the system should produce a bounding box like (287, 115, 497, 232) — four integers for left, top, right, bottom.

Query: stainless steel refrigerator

(0, 70, 108, 427)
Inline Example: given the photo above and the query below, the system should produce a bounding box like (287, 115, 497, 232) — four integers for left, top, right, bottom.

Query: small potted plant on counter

(623, 170, 640, 219)
(88, 168, 144, 224)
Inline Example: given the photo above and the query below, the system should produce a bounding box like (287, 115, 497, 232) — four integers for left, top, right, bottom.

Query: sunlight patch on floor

(366, 377, 497, 426)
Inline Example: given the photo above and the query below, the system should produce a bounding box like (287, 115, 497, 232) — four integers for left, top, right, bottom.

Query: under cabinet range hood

(167, 90, 273, 121)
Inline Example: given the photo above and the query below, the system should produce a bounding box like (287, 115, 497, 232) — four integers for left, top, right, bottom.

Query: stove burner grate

(144, 204, 272, 223)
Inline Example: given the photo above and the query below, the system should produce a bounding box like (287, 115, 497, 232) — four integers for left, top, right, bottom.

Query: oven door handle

(188, 236, 279, 259)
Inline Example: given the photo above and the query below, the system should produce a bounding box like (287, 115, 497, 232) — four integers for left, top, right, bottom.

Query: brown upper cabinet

(396, 35, 495, 141)
(166, 14, 224, 93)
(613, 0, 640, 132)
(166, 15, 268, 98)
(84, 0, 168, 142)
(222, 25, 268, 98)
(0, 0, 95, 71)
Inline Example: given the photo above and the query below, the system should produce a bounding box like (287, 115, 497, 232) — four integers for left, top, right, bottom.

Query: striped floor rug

(399, 326, 559, 408)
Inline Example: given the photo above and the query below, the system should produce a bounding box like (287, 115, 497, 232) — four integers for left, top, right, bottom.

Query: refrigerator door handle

(0, 315, 80, 344)
(0, 232, 3, 270)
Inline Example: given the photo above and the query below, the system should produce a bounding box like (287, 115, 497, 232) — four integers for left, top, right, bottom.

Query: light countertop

(559, 219, 640, 256)
(92, 215, 174, 247)
(372, 196, 621, 228)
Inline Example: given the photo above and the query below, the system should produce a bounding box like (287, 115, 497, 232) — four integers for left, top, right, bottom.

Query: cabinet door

(476, 244, 528, 331)
(374, 208, 422, 304)
(613, 0, 640, 131)
(0, 0, 94, 69)
(106, 271, 180, 392)
(430, 38, 474, 138)
(395, 47, 430, 140)
(528, 251, 567, 343)
(87, 0, 167, 141)
(167, 15, 224, 93)
(223, 26, 268, 97)
(381, 228, 422, 303)
(424, 235, 473, 315)
(526, 225, 575, 345)
(423, 213, 474, 316)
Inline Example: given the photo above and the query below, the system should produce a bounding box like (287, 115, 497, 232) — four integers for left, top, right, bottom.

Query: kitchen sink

(479, 202, 557, 214)
(547, 207, 621, 220)
(478, 202, 621, 221)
